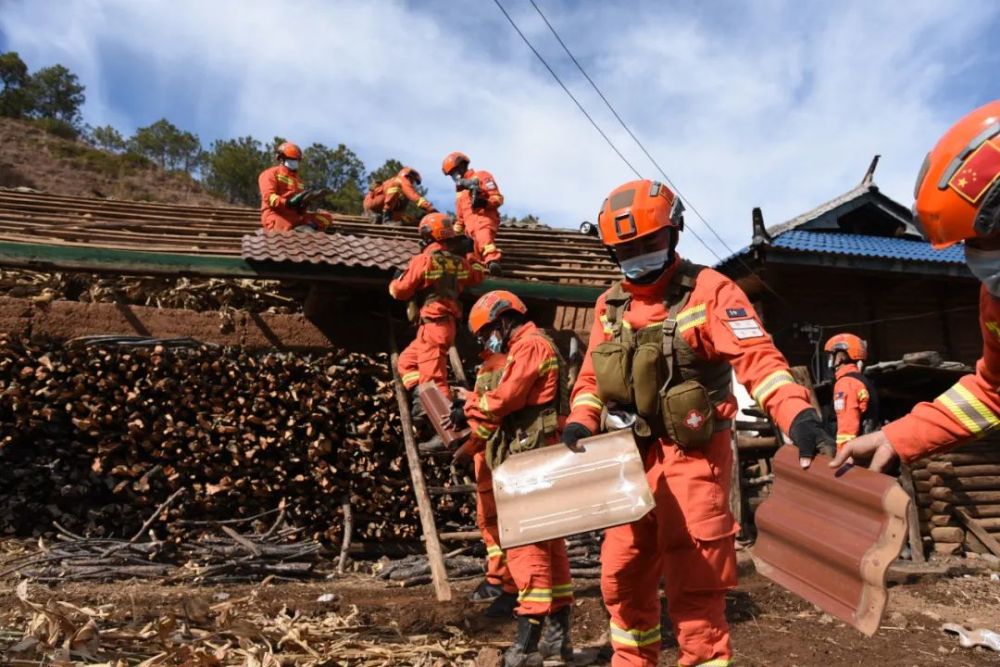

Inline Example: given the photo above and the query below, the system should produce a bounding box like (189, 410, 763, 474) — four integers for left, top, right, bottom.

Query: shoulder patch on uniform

(834, 391, 846, 412)
(726, 318, 765, 340)
(726, 308, 747, 318)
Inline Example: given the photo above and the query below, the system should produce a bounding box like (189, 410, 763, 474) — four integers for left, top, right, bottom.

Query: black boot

(469, 579, 504, 602)
(538, 606, 573, 663)
(503, 615, 543, 667)
(488, 261, 503, 277)
(484, 590, 518, 618)
(409, 386, 426, 421)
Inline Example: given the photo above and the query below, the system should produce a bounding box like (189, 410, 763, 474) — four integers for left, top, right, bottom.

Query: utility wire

(492, 0, 726, 265)
(526, 0, 789, 303)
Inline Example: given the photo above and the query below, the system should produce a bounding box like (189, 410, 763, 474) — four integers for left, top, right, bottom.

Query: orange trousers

(474, 453, 517, 592)
(463, 210, 501, 264)
(261, 210, 331, 233)
(602, 430, 738, 667)
(506, 537, 573, 616)
(397, 317, 455, 393)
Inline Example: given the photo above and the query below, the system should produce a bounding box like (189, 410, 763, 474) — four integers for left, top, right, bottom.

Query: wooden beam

(955, 507, 1000, 559)
(389, 337, 452, 601)
(897, 465, 926, 563)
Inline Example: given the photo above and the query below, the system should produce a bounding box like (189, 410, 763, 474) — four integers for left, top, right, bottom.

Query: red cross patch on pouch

(726, 318, 765, 340)
(684, 409, 705, 430)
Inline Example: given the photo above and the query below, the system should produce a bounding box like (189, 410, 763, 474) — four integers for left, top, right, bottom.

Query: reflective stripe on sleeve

(479, 394, 494, 418)
(609, 621, 661, 648)
(518, 587, 552, 603)
(572, 393, 604, 411)
(267, 193, 280, 206)
(538, 357, 559, 374)
(676, 304, 707, 332)
(475, 423, 495, 439)
(401, 371, 421, 387)
(751, 369, 795, 404)
(938, 382, 1000, 435)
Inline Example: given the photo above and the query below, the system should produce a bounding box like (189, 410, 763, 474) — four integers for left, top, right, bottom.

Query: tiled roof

(0, 189, 618, 285)
(241, 232, 418, 269)
(771, 230, 965, 264)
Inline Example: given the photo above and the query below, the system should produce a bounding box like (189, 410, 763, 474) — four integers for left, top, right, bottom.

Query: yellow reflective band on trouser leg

(682, 659, 732, 667)
(751, 369, 795, 404)
(552, 583, 573, 600)
(938, 382, 1000, 435)
(486, 544, 504, 559)
(401, 372, 421, 388)
(518, 587, 552, 603)
(836, 434, 853, 445)
(609, 621, 661, 648)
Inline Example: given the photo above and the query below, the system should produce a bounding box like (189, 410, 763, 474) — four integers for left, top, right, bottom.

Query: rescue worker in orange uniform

(258, 141, 333, 233)
(562, 180, 834, 667)
(363, 166, 436, 224)
(450, 290, 573, 666)
(441, 151, 504, 275)
(833, 100, 1000, 472)
(824, 333, 878, 450)
(389, 213, 485, 404)
(468, 351, 520, 613)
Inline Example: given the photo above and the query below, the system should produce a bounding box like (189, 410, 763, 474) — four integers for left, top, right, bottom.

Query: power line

(527, 0, 789, 303)
(492, 0, 726, 265)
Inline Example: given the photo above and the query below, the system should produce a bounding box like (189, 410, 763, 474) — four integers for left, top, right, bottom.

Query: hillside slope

(0, 117, 228, 206)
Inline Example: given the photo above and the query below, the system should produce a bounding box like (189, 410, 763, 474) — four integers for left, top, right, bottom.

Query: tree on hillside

(202, 136, 270, 206)
(87, 124, 127, 153)
(27, 64, 85, 128)
(128, 119, 203, 173)
(0, 52, 30, 118)
(299, 142, 366, 214)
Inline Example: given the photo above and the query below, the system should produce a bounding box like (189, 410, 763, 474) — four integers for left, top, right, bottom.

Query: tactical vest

(592, 260, 733, 448)
(844, 371, 880, 435)
(364, 181, 386, 211)
(485, 329, 570, 470)
(409, 250, 463, 322)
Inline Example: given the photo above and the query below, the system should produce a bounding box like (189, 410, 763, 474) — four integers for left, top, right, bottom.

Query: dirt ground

(0, 550, 998, 667)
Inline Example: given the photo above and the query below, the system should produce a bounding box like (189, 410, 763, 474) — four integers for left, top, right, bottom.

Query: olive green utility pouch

(632, 342, 665, 419)
(592, 341, 634, 405)
(662, 379, 715, 448)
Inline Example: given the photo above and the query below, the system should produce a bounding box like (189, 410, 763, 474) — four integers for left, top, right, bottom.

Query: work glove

(561, 422, 593, 450)
(449, 400, 468, 430)
(392, 268, 404, 280)
(788, 409, 836, 469)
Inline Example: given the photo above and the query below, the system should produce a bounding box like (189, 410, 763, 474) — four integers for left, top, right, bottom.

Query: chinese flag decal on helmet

(468, 290, 527, 334)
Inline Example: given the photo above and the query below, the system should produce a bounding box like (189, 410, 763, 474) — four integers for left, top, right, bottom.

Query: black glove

(788, 409, 836, 460)
(392, 268, 404, 280)
(561, 422, 593, 449)
(288, 190, 309, 209)
(449, 400, 468, 429)
(455, 177, 478, 190)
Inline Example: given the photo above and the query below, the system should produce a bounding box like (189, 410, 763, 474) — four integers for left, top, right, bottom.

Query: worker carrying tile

(441, 151, 504, 276)
(389, 213, 484, 411)
(562, 179, 834, 667)
(824, 333, 879, 449)
(258, 141, 333, 233)
(467, 351, 519, 616)
(448, 290, 573, 667)
(363, 166, 436, 224)
(833, 100, 1000, 473)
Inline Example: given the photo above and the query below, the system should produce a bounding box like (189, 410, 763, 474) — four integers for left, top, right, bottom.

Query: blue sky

(1, 0, 997, 264)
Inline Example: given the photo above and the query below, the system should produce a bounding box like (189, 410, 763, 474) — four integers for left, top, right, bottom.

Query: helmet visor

(614, 227, 672, 262)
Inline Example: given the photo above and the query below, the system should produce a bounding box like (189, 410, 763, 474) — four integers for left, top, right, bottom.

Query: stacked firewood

(0, 334, 474, 544)
(911, 438, 1000, 556)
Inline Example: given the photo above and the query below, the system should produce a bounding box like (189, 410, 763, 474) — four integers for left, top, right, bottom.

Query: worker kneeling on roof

(258, 141, 333, 233)
(562, 179, 834, 667)
(449, 290, 574, 667)
(833, 100, 1000, 473)
(364, 166, 436, 225)
(389, 213, 484, 415)
(824, 333, 879, 450)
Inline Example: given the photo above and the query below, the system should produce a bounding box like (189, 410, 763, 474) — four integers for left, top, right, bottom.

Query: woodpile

(911, 438, 1000, 556)
(0, 334, 474, 544)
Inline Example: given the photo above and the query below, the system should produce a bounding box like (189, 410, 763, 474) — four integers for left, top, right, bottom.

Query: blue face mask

(284, 159, 299, 171)
(965, 245, 1000, 297)
(620, 248, 670, 281)
(486, 331, 504, 354)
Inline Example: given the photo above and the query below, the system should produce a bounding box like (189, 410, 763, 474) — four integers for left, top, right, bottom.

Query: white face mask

(620, 248, 670, 281)
(964, 245, 1000, 297)
(284, 159, 299, 171)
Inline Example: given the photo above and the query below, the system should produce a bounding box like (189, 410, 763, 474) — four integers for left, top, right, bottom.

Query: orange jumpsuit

(258, 165, 331, 232)
(389, 243, 484, 393)
(569, 259, 813, 667)
(364, 176, 433, 223)
(473, 353, 518, 595)
(833, 363, 871, 450)
(464, 322, 573, 617)
(883, 285, 1000, 461)
(455, 169, 503, 264)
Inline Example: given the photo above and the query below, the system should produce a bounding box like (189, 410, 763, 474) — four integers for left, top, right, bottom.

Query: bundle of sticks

(911, 439, 1000, 556)
(0, 335, 474, 545)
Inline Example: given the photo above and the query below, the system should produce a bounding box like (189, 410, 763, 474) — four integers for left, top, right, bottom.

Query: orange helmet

(398, 166, 422, 184)
(597, 179, 685, 246)
(824, 333, 867, 362)
(468, 290, 527, 335)
(913, 100, 1000, 248)
(276, 141, 302, 160)
(418, 212, 456, 242)
(441, 151, 470, 176)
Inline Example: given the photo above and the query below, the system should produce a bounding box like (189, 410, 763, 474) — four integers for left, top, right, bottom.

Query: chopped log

(930, 515, 957, 527)
(338, 497, 353, 574)
(954, 507, 1000, 558)
(932, 542, 962, 555)
(429, 485, 477, 496)
(437, 531, 481, 542)
(929, 501, 1000, 518)
(928, 475, 1000, 490)
(929, 527, 965, 543)
(929, 489, 1000, 504)
(736, 435, 779, 451)
(926, 462, 1000, 477)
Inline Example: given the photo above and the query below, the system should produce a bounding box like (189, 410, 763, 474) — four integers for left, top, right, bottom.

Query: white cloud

(0, 0, 996, 264)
